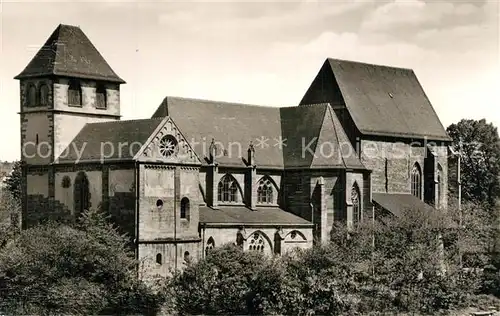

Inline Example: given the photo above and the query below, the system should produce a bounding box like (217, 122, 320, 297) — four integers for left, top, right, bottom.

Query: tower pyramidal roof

(15, 24, 125, 83)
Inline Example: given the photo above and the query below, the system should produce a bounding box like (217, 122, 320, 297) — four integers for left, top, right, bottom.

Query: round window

(159, 135, 178, 158)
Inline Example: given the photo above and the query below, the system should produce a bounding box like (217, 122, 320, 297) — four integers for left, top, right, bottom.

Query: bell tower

(15, 24, 125, 227)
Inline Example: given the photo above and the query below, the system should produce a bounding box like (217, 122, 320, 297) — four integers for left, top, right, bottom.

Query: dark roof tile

(153, 97, 366, 169)
(199, 206, 312, 225)
(15, 24, 125, 83)
(301, 58, 451, 141)
(57, 118, 163, 163)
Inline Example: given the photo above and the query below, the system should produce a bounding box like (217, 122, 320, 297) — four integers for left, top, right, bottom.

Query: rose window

(159, 135, 178, 158)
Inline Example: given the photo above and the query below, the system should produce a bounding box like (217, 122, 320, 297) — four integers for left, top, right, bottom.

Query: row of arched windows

(25, 83, 50, 107)
(156, 251, 190, 265)
(217, 174, 277, 204)
(68, 81, 107, 108)
(156, 197, 190, 219)
(25, 81, 107, 108)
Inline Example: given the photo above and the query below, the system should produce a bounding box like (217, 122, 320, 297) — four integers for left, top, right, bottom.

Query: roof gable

(300, 58, 451, 141)
(135, 117, 202, 165)
(15, 24, 125, 83)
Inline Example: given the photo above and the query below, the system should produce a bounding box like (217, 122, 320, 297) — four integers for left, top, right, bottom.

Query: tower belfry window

(96, 84, 107, 109)
(68, 80, 82, 106)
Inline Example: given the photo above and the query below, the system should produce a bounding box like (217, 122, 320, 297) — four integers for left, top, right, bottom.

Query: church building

(16, 24, 452, 278)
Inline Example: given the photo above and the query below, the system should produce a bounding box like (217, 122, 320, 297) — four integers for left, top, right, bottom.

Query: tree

(447, 119, 500, 207)
(172, 243, 269, 315)
(0, 209, 164, 315)
(2, 160, 22, 203)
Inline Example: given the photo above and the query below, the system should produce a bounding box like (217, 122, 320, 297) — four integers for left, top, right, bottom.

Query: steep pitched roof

(15, 24, 125, 83)
(199, 206, 312, 226)
(300, 58, 451, 141)
(152, 96, 366, 170)
(57, 118, 163, 163)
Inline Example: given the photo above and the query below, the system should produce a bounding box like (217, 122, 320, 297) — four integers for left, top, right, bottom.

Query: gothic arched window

(248, 232, 266, 252)
(411, 163, 422, 199)
(218, 174, 239, 203)
(27, 84, 37, 107)
(257, 177, 274, 204)
(68, 80, 82, 106)
(180, 197, 190, 219)
(39, 84, 49, 106)
(156, 253, 162, 265)
(205, 237, 215, 256)
(351, 183, 361, 224)
(73, 171, 90, 217)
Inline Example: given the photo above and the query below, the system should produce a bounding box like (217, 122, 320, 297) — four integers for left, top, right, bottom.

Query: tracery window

(351, 183, 361, 224)
(411, 163, 422, 199)
(218, 174, 239, 203)
(248, 232, 265, 252)
(257, 177, 273, 204)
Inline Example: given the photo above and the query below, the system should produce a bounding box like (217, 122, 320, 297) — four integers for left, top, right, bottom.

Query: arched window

(68, 80, 82, 106)
(156, 199, 163, 209)
(248, 232, 266, 252)
(26, 84, 37, 106)
(61, 176, 71, 188)
(73, 171, 90, 217)
(156, 253, 162, 265)
(411, 163, 422, 199)
(205, 237, 215, 256)
(180, 197, 190, 219)
(351, 183, 361, 224)
(257, 177, 274, 204)
(39, 84, 49, 106)
(95, 84, 107, 109)
(184, 251, 191, 264)
(218, 174, 239, 203)
(436, 164, 443, 209)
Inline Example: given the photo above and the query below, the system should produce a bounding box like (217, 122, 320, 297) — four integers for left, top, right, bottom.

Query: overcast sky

(0, 0, 498, 161)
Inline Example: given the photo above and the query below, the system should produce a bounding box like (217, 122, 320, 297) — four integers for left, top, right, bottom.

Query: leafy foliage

(169, 205, 487, 315)
(447, 119, 500, 207)
(0, 209, 164, 315)
(2, 160, 22, 203)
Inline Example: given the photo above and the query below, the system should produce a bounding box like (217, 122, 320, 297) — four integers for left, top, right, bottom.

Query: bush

(0, 209, 164, 315)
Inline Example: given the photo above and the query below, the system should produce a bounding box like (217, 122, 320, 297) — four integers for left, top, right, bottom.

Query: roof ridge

(328, 57, 414, 72)
(165, 95, 283, 109)
(85, 117, 163, 126)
